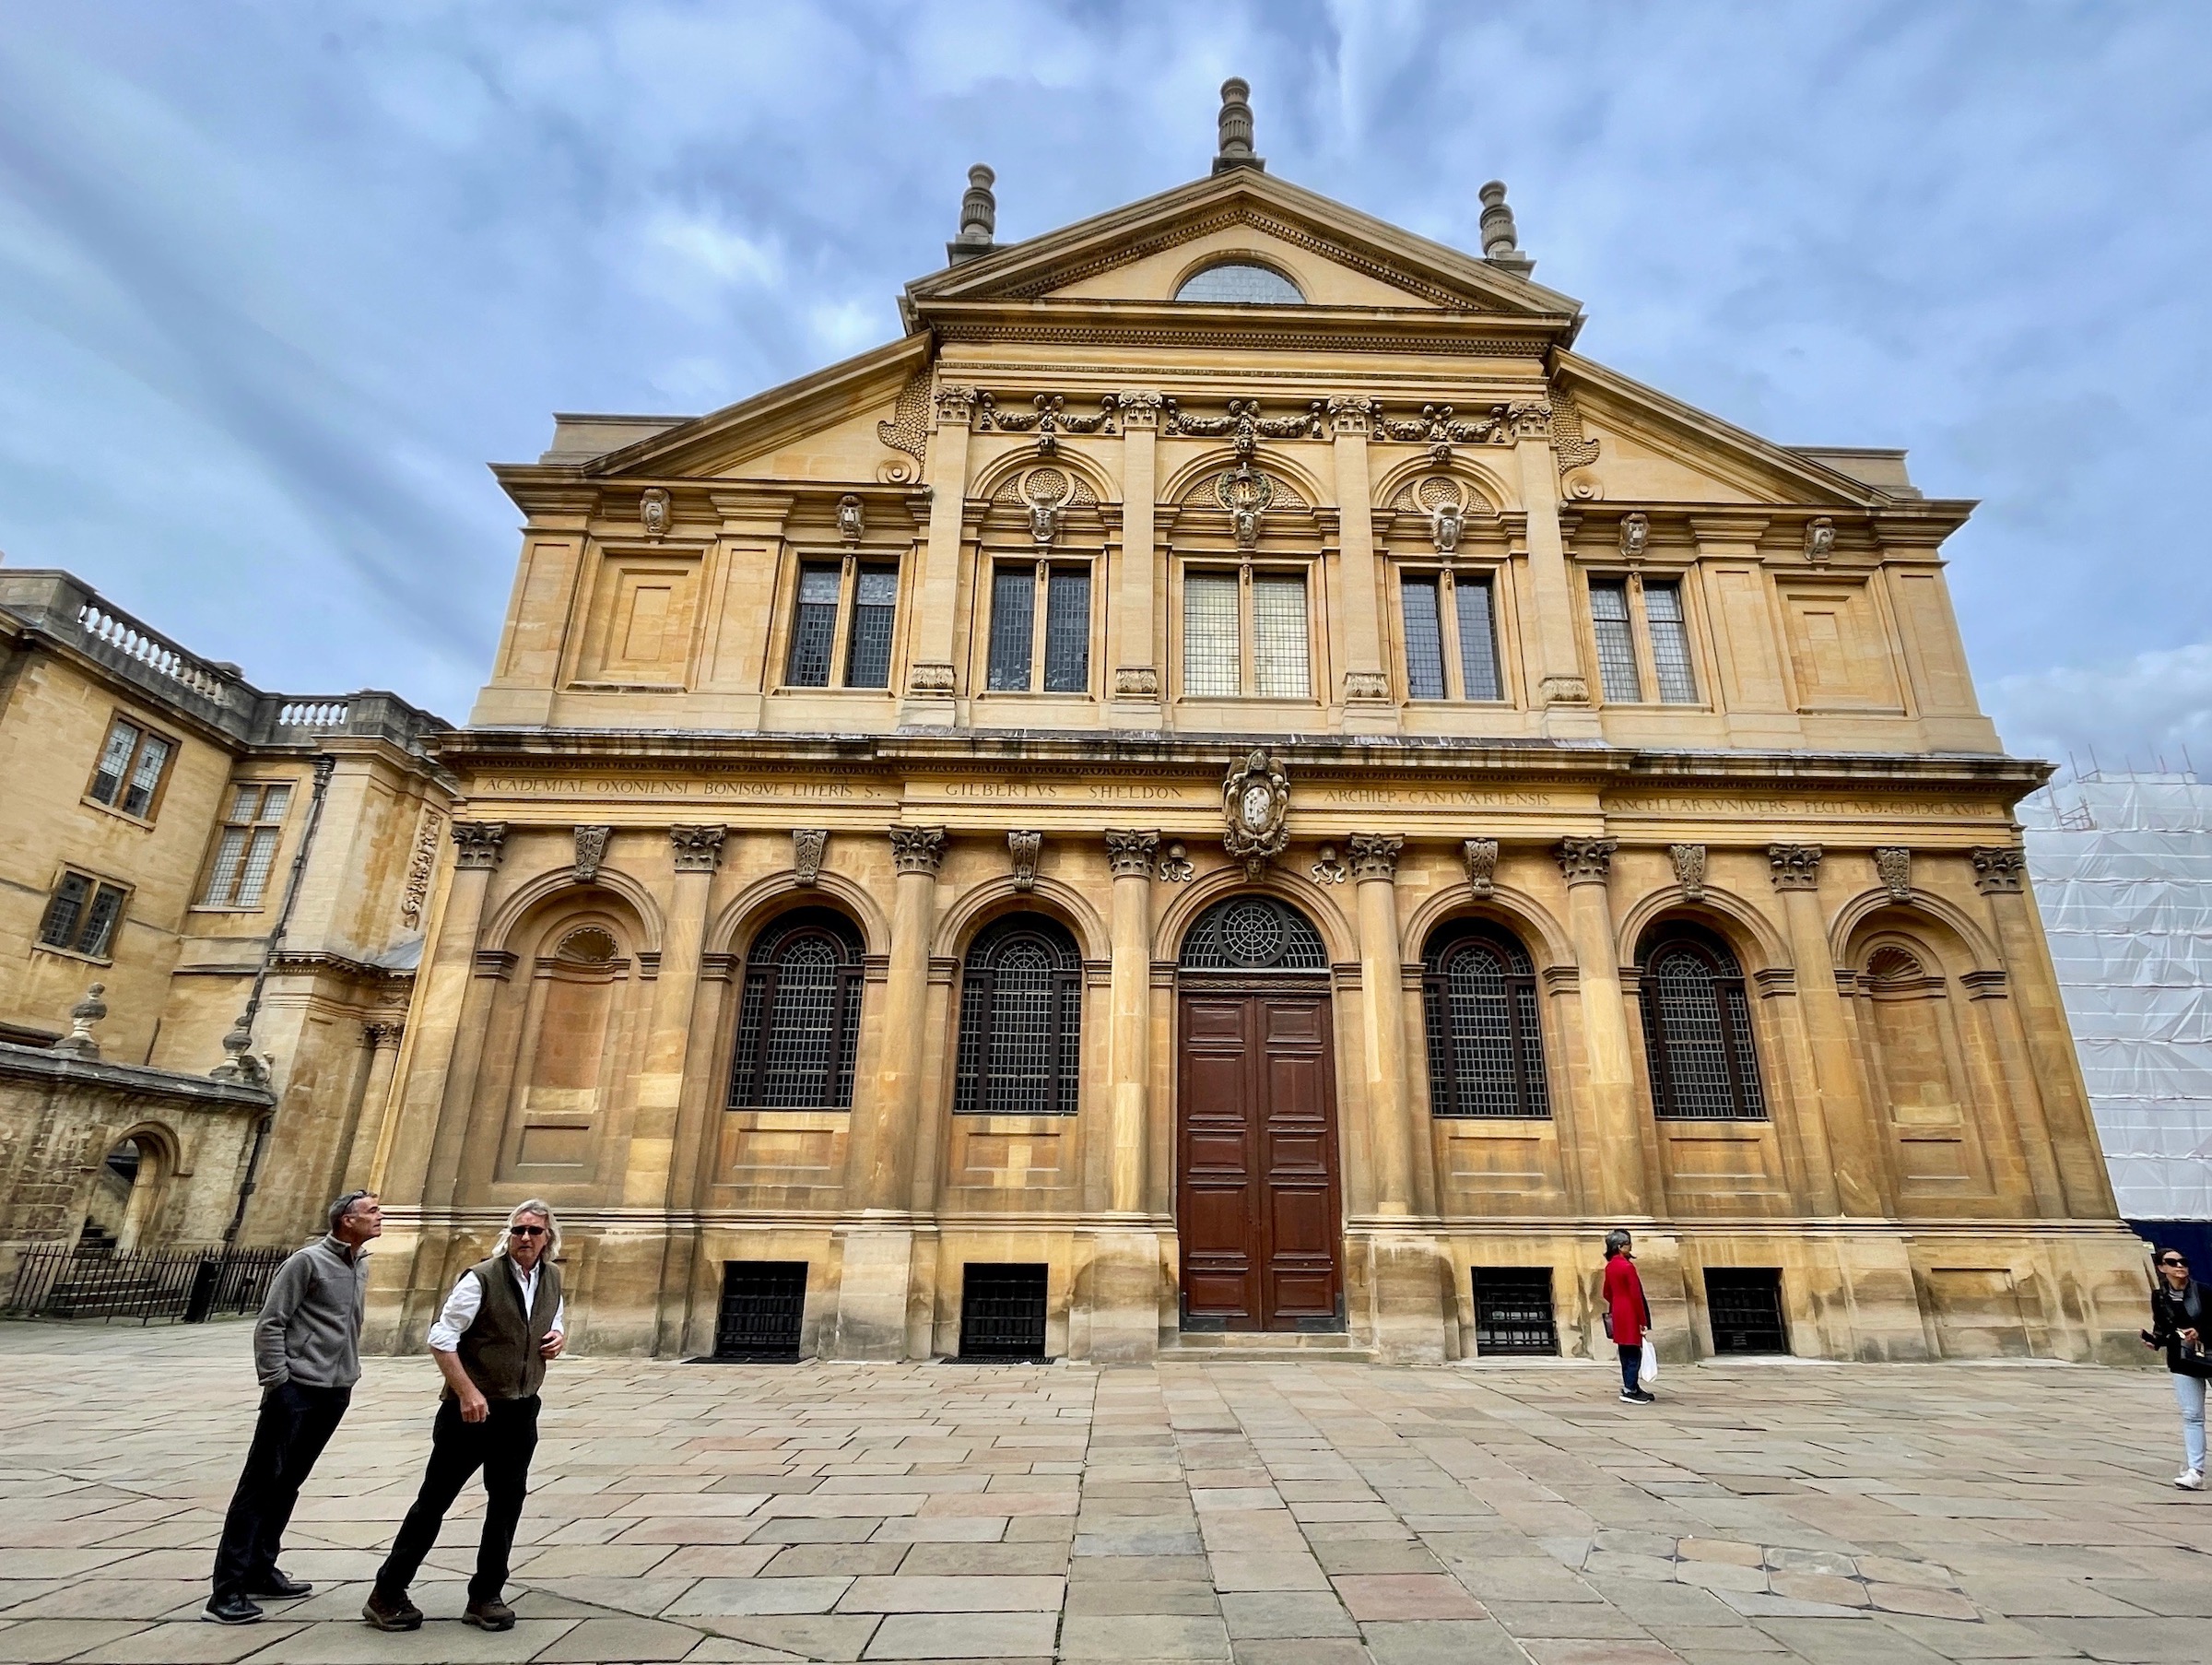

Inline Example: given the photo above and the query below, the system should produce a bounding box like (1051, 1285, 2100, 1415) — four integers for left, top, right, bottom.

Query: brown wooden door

(1177, 990, 1342, 1330)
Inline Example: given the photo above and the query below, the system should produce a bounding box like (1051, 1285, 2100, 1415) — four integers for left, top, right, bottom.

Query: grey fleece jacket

(253, 1235, 371, 1389)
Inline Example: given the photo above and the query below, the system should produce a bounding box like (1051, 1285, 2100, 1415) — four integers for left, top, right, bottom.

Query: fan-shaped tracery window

(1178, 895, 1328, 972)
(953, 915, 1083, 1116)
(1638, 924, 1768, 1121)
(729, 909, 865, 1110)
(1173, 262, 1305, 305)
(1422, 922, 1548, 1118)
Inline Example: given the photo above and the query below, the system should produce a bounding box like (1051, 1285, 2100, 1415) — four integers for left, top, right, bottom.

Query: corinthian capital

(670, 825, 727, 873)
(890, 826, 947, 875)
(1767, 844, 1823, 892)
(451, 821, 508, 870)
(1347, 832, 1402, 881)
(1104, 829, 1159, 878)
(1554, 836, 1616, 886)
(1971, 845, 2027, 894)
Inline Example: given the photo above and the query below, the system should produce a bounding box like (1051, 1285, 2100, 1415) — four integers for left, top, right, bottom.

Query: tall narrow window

(730, 909, 865, 1110)
(845, 566, 898, 689)
(785, 564, 841, 688)
(1639, 925, 1767, 1120)
(1589, 582, 1641, 703)
(86, 716, 176, 821)
(987, 565, 1035, 691)
(1423, 922, 1549, 1118)
(1182, 572, 1241, 697)
(1644, 582, 1698, 703)
(1042, 566, 1090, 692)
(1252, 573, 1310, 698)
(1456, 579, 1501, 701)
(1401, 576, 1447, 700)
(39, 869, 129, 960)
(952, 915, 1083, 1116)
(201, 783, 293, 908)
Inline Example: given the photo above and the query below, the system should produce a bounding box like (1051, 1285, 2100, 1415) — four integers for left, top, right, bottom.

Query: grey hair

(327, 1189, 376, 1234)
(497, 1199, 559, 1258)
(1604, 1228, 1632, 1258)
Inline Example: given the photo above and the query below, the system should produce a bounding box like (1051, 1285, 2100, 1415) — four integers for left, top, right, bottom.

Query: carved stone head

(837, 494, 865, 544)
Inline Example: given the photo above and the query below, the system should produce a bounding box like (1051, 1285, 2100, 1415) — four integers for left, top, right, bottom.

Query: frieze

(1608, 793, 2005, 820)
(1315, 785, 1559, 809)
(470, 775, 897, 801)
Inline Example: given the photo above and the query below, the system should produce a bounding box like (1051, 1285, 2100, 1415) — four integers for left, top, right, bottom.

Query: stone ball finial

(51, 983, 108, 1060)
(947, 162, 998, 265)
(1214, 77, 1264, 173)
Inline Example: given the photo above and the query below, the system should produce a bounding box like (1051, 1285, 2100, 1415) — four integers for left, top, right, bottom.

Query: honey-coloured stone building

(358, 85, 2145, 1365)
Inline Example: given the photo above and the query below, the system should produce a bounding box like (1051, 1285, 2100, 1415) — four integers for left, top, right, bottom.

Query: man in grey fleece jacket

(205, 1189, 380, 1625)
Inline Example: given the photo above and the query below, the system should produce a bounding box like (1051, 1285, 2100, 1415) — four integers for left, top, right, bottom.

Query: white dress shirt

(426, 1258, 564, 1352)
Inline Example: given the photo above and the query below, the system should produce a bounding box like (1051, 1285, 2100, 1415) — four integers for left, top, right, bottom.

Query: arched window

(953, 915, 1083, 1116)
(730, 909, 865, 1110)
(1422, 922, 1548, 1118)
(1173, 261, 1305, 305)
(1638, 924, 1768, 1121)
(1178, 895, 1328, 972)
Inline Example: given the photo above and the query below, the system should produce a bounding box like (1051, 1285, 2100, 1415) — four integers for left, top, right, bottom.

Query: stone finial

(50, 984, 107, 1060)
(947, 164, 996, 266)
(1478, 181, 1535, 276)
(1213, 77, 1264, 173)
(210, 1011, 271, 1086)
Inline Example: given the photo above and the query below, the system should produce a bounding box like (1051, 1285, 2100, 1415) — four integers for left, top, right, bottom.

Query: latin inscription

(1610, 795, 2001, 819)
(472, 775, 891, 800)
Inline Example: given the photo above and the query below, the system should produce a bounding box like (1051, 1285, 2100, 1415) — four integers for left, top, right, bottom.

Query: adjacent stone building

(346, 89, 2144, 1367)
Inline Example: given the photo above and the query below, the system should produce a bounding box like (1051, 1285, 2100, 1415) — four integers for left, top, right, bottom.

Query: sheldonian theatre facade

(364, 107, 2144, 1368)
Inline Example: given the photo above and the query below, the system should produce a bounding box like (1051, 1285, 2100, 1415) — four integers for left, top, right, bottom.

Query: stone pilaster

(1515, 404, 1600, 738)
(1768, 844, 1883, 1216)
(1110, 393, 1163, 726)
(1554, 837, 1647, 1217)
(1328, 400, 1395, 732)
(900, 388, 974, 726)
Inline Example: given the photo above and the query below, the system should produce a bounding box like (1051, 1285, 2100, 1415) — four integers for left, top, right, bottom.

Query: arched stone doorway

(1174, 894, 1342, 1331)
(82, 1130, 171, 1252)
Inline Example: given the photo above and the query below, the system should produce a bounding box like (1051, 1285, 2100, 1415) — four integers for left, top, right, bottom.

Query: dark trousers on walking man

(211, 1381, 351, 1604)
(374, 1395, 542, 1604)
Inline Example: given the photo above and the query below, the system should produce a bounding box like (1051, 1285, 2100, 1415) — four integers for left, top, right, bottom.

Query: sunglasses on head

(510, 1224, 547, 1238)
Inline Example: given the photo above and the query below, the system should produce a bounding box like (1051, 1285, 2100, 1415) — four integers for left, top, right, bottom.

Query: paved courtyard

(1, 1324, 2207, 1664)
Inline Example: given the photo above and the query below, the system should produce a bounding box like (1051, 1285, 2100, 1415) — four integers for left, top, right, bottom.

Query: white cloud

(1989, 645, 2212, 771)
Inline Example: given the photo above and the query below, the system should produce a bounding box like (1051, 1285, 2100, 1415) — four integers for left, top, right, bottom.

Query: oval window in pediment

(1173, 261, 1305, 305)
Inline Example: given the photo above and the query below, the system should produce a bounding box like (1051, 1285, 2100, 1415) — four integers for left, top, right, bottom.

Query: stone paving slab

(3, 1323, 2208, 1663)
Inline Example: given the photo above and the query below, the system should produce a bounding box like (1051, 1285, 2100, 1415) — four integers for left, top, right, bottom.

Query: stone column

(1975, 846, 2117, 1216)
(1514, 403, 1602, 739)
(342, 1020, 406, 1191)
(1328, 400, 1395, 733)
(1350, 833, 1413, 1214)
(830, 825, 944, 1359)
(1770, 844, 1887, 1216)
(1557, 837, 1649, 1217)
(1086, 830, 1162, 1362)
(899, 386, 974, 726)
(1110, 393, 1163, 726)
(623, 827, 724, 1208)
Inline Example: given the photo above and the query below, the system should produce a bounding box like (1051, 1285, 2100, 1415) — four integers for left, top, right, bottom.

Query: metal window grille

(124, 735, 171, 817)
(40, 873, 90, 949)
(1705, 1268, 1788, 1353)
(88, 721, 137, 807)
(1252, 572, 1311, 698)
(730, 911, 865, 1109)
(957, 1262, 1049, 1360)
(1401, 575, 1446, 700)
(953, 916, 1082, 1116)
(1589, 581, 1641, 703)
(988, 565, 1035, 690)
(1177, 896, 1328, 972)
(1641, 933, 1767, 1120)
(845, 566, 898, 689)
(1182, 571, 1240, 696)
(1042, 566, 1090, 692)
(785, 564, 841, 687)
(1644, 582, 1698, 703)
(1422, 927, 1548, 1117)
(1472, 1267, 1559, 1355)
(712, 1261, 807, 1360)
(1455, 579, 1501, 701)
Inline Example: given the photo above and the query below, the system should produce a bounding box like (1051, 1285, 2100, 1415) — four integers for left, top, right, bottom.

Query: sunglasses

(510, 1224, 547, 1238)
(2160, 1258, 2187, 1268)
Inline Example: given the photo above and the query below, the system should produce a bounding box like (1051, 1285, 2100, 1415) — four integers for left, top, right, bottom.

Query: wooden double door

(1176, 987, 1343, 1330)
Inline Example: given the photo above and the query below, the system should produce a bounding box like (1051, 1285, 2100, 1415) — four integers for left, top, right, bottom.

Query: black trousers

(211, 1380, 352, 1600)
(376, 1395, 540, 1603)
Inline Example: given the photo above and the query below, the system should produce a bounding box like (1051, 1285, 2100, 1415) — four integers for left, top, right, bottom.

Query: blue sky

(1, 2, 2206, 769)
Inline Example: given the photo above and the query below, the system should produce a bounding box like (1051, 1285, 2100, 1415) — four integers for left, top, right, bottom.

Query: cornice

(918, 298, 1561, 359)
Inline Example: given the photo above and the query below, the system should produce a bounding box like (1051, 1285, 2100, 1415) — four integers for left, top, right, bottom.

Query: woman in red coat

(1603, 1229, 1653, 1403)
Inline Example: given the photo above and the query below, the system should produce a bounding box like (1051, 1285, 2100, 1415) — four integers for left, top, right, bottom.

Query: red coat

(1604, 1254, 1650, 1347)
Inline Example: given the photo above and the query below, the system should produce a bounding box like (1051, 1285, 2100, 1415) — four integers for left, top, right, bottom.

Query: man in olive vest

(362, 1199, 565, 1633)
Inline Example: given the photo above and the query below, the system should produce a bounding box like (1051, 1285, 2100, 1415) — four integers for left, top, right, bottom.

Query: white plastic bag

(1639, 1340, 1658, 1387)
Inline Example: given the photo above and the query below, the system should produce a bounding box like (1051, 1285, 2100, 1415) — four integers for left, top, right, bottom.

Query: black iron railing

(3, 1242, 288, 1325)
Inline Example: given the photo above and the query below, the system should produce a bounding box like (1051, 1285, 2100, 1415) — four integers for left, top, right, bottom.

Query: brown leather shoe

(361, 1588, 423, 1631)
(464, 1598, 516, 1632)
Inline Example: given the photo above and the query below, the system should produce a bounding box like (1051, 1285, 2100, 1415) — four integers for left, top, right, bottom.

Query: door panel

(1177, 989, 1342, 1330)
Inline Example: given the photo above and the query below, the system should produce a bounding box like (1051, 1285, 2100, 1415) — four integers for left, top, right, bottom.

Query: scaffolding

(2019, 769, 2212, 1226)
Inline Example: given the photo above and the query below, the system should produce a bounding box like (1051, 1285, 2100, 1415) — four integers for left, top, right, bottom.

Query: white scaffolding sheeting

(2019, 772, 2212, 1220)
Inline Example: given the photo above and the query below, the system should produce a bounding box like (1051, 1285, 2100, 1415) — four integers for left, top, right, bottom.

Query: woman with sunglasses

(2146, 1246, 2206, 1490)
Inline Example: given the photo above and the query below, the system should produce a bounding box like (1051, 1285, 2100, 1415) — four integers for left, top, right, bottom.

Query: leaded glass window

(986, 562, 1092, 694)
(987, 565, 1034, 691)
(201, 783, 293, 908)
(39, 868, 128, 959)
(1043, 566, 1090, 692)
(1638, 925, 1767, 1121)
(785, 564, 841, 687)
(1402, 576, 1446, 700)
(1589, 581, 1641, 703)
(953, 915, 1083, 1116)
(1173, 262, 1305, 304)
(1252, 573, 1310, 698)
(1400, 572, 1502, 703)
(1182, 571, 1241, 696)
(1644, 581, 1698, 703)
(1456, 578, 1501, 701)
(730, 909, 865, 1110)
(86, 716, 175, 821)
(1423, 923, 1548, 1118)
(846, 566, 898, 689)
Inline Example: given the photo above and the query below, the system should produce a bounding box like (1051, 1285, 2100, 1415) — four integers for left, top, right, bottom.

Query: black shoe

(464, 1597, 516, 1632)
(361, 1588, 424, 1631)
(1630, 1388, 1656, 1404)
(248, 1570, 312, 1600)
(203, 1594, 264, 1625)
